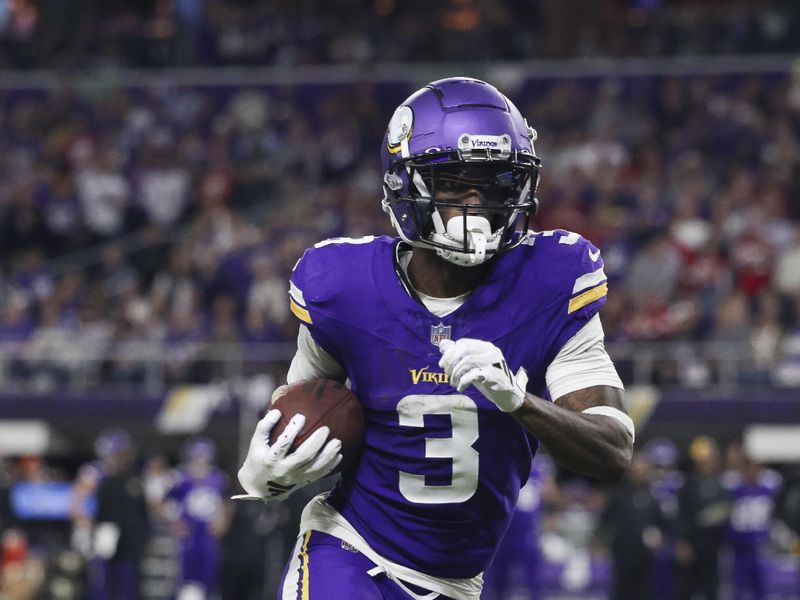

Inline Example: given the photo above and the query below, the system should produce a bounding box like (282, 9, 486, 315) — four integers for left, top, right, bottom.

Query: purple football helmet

(643, 437, 678, 468)
(381, 77, 541, 266)
(182, 436, 216, 464)
(94, 428, 132, 460)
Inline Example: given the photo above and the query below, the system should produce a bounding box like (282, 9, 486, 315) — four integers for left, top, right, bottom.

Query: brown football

(269, 378, 365, 473)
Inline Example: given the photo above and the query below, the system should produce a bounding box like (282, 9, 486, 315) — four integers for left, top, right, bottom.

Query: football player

(165, 437, 231, 600)
(725, 454, 782, 600)
(237, 77, 634, 599)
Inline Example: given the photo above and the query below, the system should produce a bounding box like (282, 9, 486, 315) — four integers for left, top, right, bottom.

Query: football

(269, 378, 365, 472)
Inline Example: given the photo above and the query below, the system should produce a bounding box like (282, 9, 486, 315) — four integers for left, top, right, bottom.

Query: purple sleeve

(166, 478, 189, 501)
(540, 232, 608, 366)
(288, 241, 366, 370)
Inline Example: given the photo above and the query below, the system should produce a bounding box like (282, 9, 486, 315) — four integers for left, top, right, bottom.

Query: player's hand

(438, 338, 528, 413)
(234, 409, 342, 502)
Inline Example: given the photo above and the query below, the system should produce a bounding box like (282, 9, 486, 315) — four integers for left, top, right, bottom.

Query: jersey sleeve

(541, 231, 610, 368)
(286, 325, 347, 384)
(288, 240, 367, 370)
(165, 478, 189, 502)
(545, 314, 623, 400)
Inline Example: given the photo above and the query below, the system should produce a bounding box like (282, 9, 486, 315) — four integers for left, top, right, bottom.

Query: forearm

(512, 386, 632, 482)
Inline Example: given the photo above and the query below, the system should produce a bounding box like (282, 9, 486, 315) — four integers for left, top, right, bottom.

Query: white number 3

(396, 395, 479, 504)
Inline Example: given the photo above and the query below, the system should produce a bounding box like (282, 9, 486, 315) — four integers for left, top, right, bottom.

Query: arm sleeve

(286, 324, 347, 384)
(545, 314, 624, 401)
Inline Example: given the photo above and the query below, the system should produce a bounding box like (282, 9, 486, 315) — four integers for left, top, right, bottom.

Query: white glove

(438, 338, 529, 412)
(233, 409, 342, 502)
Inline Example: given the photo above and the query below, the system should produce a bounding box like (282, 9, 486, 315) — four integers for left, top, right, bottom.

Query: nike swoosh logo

(588, 249, 601, 262)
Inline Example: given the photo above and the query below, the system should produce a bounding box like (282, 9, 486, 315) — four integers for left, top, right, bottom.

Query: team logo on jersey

(430, 322, 451, 346)
(409, 366, 450, 385)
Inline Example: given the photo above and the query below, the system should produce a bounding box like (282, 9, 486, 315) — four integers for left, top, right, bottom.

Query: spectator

(707, 293, 752, 384)
(164, 438, 231, 600)
(625, 233, 682, 310)
(483, 455, 553, 600)
(725, 456, 783, 600)
(0, 293, 34, 350)
(675, 437, 730, 600)
(135, 140, 191, 228)
(0, 529, 44, 600)
(644, 438, 684, 600)
(750, 292, 784, 380)
(773, 283, 800, 384)
(22, 297, 73, 391)
(150, 245, 200, 320)
(34, 161, 85, 256)
(597, 453, 664, 600)
(774, 225, 800, 297)
(246, 254, 286, 325)
(91, 430, 149, 600)
(75, 148, 131, 243)
(163, 307, 205, 384)
(197, 294, 243, 382)
(0, 455, 12, 531)
(9, 249, 54, 303)
(98, 244, 139, 300)
(221, 499, 285, 600)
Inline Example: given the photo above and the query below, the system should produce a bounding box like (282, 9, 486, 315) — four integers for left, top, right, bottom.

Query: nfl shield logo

(430, 322, 451, 346)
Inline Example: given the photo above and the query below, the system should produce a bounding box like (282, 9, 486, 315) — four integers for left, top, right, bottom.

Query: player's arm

(513, 385, 631, 482)
(285, 325, 346, 385)
(235, 326, 344, 502)
(519, 314, 632, 481)
(439, 316, 633, 482)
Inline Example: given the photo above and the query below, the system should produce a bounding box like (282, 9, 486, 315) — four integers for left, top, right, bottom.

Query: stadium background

(1, 0, 800, 598)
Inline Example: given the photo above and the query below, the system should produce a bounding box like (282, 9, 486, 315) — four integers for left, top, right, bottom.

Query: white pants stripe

(281, 534, 307, 599)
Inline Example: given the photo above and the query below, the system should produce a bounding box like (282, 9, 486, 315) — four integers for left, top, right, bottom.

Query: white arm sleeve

(545, 314, 624, 401)
(286, 325, 346, 384)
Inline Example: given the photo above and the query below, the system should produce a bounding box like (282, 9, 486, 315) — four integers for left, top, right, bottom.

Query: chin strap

(469, 230, 487, 264)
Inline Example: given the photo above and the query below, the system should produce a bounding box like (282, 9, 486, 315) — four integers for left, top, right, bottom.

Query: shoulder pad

(289, 236, 382, 325)
(529, 229, 608, 316)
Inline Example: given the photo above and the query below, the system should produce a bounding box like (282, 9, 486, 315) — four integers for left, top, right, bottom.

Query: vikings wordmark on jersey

(287, 230, 607, 578)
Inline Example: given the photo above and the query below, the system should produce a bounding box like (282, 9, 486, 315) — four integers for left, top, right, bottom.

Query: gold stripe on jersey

(300, 530, 312, 600)
(568, 283, 608, 314)
(290, 298, 313, 324)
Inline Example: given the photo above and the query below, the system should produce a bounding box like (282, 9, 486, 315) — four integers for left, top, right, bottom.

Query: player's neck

(407, 248, 491, 298)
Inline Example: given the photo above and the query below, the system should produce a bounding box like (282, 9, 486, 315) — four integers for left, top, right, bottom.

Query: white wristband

(582, 406, 635, 443)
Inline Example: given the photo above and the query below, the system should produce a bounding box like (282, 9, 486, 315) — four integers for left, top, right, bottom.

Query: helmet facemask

(383, 149, 540, 267)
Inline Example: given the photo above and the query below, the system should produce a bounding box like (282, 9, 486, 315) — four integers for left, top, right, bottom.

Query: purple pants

(731, 549, 764, 600)
(181, 535, 221, 592)
(278, 531, 457, 600)
(89, 556, 137, 600)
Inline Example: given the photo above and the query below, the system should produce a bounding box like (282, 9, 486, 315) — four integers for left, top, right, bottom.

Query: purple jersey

(167, 468, 229, 539)
(651, 470, 684, 524)
(289, 231, 607, 578)
(726, 469, 782, 549)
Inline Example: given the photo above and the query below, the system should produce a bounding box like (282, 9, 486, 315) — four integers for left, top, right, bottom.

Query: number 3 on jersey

(396, 395, 479, 504)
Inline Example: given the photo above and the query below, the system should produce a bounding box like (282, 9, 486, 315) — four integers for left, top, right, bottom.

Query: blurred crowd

(1, 69, 800, 392)
(1, 433, 800, 599)
(1, 0, 800, 69)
